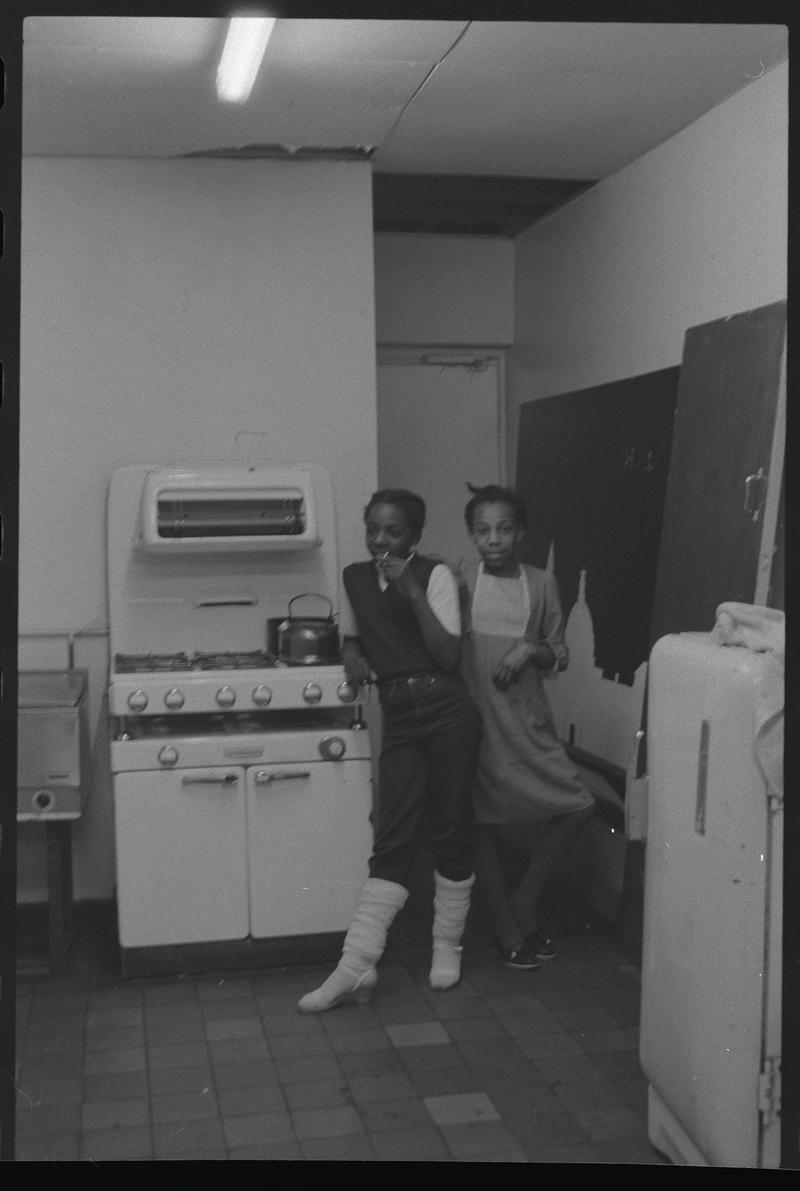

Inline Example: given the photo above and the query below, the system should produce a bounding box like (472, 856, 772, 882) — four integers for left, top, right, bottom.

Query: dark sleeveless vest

(343, 555, 441, 681)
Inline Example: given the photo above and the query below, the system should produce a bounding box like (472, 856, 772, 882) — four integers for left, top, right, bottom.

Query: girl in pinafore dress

(458, 484, 595, 970)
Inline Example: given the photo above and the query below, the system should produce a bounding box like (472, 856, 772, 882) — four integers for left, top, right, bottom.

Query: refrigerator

(639, 631, 784, 1168)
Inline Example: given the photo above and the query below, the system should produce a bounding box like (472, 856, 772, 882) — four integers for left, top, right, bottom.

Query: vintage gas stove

(107, 463, 373, 977)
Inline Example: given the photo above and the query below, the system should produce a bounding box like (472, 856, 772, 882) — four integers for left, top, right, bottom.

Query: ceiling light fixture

(216, 15, 276, 104)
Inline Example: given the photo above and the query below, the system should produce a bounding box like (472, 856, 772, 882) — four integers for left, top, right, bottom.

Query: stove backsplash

(107, 463, 343, 660)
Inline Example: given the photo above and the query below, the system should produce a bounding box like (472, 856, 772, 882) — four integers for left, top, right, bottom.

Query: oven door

(246, 759, 373, 939)
(113, 767, 249, 948)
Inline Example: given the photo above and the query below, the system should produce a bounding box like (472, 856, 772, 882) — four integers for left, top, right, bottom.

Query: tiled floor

(13, 874, 668, 1163)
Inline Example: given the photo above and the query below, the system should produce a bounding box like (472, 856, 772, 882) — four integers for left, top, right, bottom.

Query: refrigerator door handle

(695, 718, 710, 834)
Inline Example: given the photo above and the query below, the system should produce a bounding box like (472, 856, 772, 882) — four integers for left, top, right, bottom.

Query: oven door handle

(254, 769, 311, 785)
(181, 773, 239, 786)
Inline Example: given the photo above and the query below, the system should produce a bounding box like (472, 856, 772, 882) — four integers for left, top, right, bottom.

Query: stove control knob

(164, 688, 185, 710)
(303, 682, 322, 705)
(252, 684, 273, 707)
(127, 689, 148, 712)
(337, 680, 357, 703)
(33, 789, 55, 812)
(319, 735, 346, 761)
(157, 745, 179, 767)
(216, 685, 236, 708)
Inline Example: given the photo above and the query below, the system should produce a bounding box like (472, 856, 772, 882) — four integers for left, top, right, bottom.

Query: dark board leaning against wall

(516, 368, 679, 686)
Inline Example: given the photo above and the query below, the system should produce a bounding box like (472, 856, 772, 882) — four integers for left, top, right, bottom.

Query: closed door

(113, 768, 249, 948)
(246, 760, 373, 938)
(377, 353, 504, 563)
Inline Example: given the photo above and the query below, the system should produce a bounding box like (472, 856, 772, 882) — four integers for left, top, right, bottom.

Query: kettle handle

(287, 593, 335, 621)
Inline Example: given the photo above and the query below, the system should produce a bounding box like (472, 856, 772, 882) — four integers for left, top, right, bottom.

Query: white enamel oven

(111, 705, 373, 975)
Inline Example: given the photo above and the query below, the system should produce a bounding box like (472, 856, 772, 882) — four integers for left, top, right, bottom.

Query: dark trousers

(369, 673, 480, 888)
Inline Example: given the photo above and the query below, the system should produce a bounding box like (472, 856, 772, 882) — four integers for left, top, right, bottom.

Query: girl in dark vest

(298, 489, 480, 1013)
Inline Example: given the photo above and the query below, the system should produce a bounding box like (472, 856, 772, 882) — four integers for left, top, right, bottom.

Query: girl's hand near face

(380, 553, 423, 601)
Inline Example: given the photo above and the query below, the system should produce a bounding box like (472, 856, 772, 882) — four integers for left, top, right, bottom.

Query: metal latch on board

(758, 1056, 781, 1121)
(744, 466, 767, 522)
(624, 729, 648, 841)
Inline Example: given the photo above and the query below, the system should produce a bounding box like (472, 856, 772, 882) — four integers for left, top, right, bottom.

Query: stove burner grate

(115, 652, 193, 673)
(193, 650, 276, 670)
(114, 650, 278, 673)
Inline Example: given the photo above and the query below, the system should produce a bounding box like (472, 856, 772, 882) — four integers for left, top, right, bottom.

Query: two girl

(298, 482, 593, 1012)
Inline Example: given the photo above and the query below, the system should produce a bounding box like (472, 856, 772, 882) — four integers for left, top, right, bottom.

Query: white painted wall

(509, 62, 788, 471)
(18, 156, 377, 902)
(374, 233, 514, 345)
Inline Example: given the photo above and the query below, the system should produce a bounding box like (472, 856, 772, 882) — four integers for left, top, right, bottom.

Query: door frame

(376, 346, 509, 485)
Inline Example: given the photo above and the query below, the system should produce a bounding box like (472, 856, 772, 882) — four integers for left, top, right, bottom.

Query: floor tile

(212, 1059, 280, 1090)
(360, 1096, 433, 1134)
(80, 1124, 153, 1161)
(283, 1078, 352, 1111)
(217, 1084, 286, 1117)
(326, 1027, 394, 1055)
(346, 1070, 418, 1104)
(83, 1069, 149, 1100)
(151, 1089, 220, 1123)
(274, 1053, 342, 1084)
(440, 1118, 520, 1158)
(148, 1064, 214, 1096)
(370, 1125, 450, 1160)
(424, 1091, 500, 1126)
(81, 1096, 150, 1131)
(575, 1106, 649, 1141)
(229, 1139, 304, 1160)
(147, 1041, 208, 1069)
(300, 1133, 377, 1161)
(15, 1101, 82, 1137)
(504, 1106, 589, 1148)
(152, 1117, 226, 1156)
(291, 1103, 365, 1140)
(221, 1110, 295, 1148)
(15, 1131, 81, 1161)
(204, 1016, 264, 1042)
(385, 1020, 450, 1047)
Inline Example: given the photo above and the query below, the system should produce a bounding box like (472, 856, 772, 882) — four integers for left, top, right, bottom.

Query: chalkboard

(516, 367, 679, 685)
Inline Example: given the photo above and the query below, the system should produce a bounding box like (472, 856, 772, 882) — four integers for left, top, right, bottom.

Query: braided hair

(364, 489, 427, 536)
(463, 482, 527, 530)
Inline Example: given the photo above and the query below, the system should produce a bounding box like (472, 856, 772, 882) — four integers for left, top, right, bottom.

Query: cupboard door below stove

(113, 768, 249, 947)
(246, 760, 373, 938)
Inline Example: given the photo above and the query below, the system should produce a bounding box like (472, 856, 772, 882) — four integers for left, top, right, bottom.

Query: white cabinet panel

(246, 760, 373, 938)
(113, 768, 249, 947)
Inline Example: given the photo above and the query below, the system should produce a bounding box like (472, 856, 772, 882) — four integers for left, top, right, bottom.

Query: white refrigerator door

(640, 633, 783, 1168)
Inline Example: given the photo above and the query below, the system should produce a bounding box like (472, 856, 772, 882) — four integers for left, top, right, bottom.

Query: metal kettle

(276, 593, 340, 666)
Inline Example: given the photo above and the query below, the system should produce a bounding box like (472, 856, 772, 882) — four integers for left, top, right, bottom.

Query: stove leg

(45, 821, 74, 971)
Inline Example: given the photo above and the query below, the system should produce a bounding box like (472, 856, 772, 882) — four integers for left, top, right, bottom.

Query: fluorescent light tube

(216, 16, 276, 104)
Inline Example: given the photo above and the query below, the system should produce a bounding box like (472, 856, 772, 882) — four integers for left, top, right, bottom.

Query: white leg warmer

(298, 878, 408, 1013)
(429, 871, 475, 990)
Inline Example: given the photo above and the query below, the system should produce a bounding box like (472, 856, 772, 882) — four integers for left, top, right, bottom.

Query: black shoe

(525, 929, 556, 960)
(496, 938, 542, 970)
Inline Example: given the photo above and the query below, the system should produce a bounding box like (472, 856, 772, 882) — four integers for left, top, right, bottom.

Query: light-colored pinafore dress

(458, 560, 593, 825)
